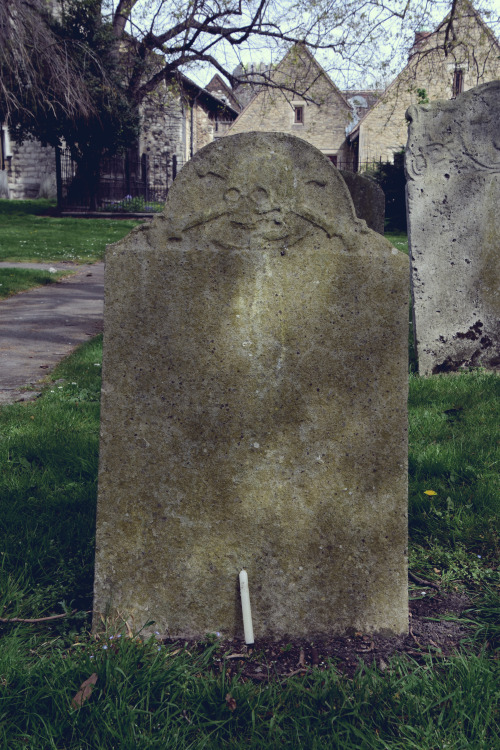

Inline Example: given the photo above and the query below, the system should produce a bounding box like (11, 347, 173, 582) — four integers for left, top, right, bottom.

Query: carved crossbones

(180, 151, 337, 246)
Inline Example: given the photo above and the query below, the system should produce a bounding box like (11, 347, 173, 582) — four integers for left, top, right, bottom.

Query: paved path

(0, 262, 104, 404)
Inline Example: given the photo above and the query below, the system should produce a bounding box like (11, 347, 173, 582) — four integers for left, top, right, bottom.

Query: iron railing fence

(58, 149, 177, 213)
(335, 158, 385, 173)
(57, 149, 386, 213)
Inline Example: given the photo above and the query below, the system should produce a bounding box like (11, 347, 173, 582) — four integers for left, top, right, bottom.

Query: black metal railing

(336, 158, 384, 173)
(58, 149, 175, 213)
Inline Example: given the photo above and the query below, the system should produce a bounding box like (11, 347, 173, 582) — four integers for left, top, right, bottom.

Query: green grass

(0, 226, 498, 747)
(409, 371, 500, 554)
(385, 231, 408, 255)
(384, 231, 417, 371)
(101, 196, 164, 213)
(0, 638, 497, 749)
(0, 200, 141, 263)
(0, 338, 498, 748)
(0, 267, 68, 298)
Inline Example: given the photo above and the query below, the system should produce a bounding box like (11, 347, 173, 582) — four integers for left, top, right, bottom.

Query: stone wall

(5, 138, 56, 200)
(3, 81, 226, 201)
(192, 101, 216, 153)
(139, 86, 187, 184)
(140, 84, 230, 184)
(358, 5, 500, 165)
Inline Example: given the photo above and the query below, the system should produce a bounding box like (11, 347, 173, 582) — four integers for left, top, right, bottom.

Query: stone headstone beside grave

(340, 170, 385, 235)
(406, 81, 500, 375)
(93, 132, 409, 639)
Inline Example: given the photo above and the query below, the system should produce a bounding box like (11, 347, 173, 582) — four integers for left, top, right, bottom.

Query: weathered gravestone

(93, 132, 409, 639)
(406, 81, 500, 375)
(340, 170, 385, 235)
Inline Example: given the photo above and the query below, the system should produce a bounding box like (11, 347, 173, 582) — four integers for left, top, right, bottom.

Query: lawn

(0, 200, 141, 263)
(0, 350, 498, 748)
(0, 220, 498, 748)
(0, 267, 69, 298)
(385, 231, 408, 255)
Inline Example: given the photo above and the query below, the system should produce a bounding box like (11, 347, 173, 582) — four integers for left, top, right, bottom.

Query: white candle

(239, 569, 255, 646)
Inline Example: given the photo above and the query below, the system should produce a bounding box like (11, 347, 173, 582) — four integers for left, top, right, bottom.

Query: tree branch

(0, 609, 80, 624)
(443, 0, 459, 54)
(113, 0, 140, 38)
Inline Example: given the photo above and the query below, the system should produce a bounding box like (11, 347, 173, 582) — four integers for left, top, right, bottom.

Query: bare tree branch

(0, 609, 79, 624)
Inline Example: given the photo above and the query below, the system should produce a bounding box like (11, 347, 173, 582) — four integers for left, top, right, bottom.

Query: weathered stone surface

(406, 82, 500, 375)
(93, 132, 409, 639)
(340, 170, 385, 234)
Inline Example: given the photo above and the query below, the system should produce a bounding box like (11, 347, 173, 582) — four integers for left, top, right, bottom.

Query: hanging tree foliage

(0, 0, 95, 126)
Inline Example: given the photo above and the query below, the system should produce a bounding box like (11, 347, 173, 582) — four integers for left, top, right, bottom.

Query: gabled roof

(226, 44, 350, 132)
(435, 0, 500, 54)
(276, 44, 350, 107)
(179, 74, 239, 118)
(348, 0, 500, 140)
(205, 74, 242, 112)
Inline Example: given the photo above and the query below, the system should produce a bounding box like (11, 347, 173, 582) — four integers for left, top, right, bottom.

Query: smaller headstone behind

(406, 81, 500, 375)
(340, 170, 385, 235)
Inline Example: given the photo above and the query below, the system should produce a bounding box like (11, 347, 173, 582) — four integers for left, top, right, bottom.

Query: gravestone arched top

(95, 129, 409, 640)
(162, 132, 362, 249)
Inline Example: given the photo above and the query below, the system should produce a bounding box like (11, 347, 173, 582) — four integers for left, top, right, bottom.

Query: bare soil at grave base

(157, 591, 478, 681)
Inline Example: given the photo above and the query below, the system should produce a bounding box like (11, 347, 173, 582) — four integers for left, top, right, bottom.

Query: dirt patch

(161, 591, 474, 680)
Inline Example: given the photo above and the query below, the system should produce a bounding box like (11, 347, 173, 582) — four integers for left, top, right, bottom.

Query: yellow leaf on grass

(424, 490, 437, 496)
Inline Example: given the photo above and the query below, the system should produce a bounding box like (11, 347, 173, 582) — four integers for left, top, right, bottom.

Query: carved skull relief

(177, 147, 339, 248)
